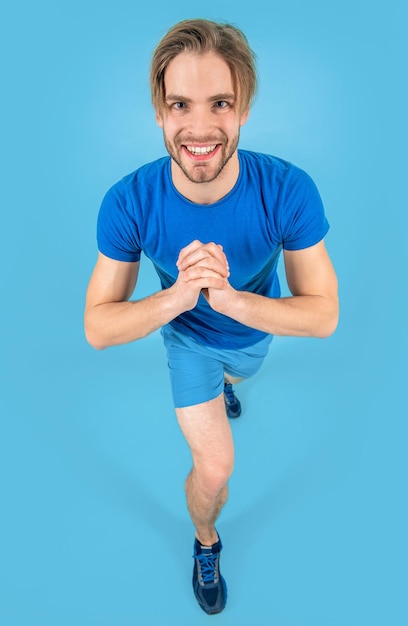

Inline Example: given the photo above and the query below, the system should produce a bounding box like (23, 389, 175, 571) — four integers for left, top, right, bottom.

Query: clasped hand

(174, 240, 234, 313)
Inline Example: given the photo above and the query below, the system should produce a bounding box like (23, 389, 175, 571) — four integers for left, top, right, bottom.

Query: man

(84, 18, 338, 615)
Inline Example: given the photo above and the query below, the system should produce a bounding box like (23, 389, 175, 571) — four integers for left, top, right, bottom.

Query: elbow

(84, 316, 108, 351)
(88, 340, 107, 351)
(316, 302, 339, 339)
(85, 328, 107, 351)
(316, 318, 338, 339)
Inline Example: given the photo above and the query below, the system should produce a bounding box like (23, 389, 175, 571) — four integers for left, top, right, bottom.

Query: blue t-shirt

(97, 149, 329, 349)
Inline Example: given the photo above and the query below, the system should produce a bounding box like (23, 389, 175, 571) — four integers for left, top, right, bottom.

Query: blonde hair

(150, 18, 257, 113)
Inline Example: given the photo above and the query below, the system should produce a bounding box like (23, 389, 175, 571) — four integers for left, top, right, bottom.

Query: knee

(194, 458, 234, 497)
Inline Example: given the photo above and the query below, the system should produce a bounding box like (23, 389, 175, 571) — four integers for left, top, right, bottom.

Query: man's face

(156, 51, 249, 185)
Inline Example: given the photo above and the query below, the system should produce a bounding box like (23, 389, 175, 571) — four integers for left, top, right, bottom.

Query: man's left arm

(206, 240, 339, 338)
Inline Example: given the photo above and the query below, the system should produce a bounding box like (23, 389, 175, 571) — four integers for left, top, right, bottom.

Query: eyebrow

(165, 92, 236, 103)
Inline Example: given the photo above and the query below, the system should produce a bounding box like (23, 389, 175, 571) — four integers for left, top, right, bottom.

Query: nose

(186, 104, 215, 136)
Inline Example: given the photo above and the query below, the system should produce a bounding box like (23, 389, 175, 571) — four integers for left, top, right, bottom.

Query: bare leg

(184, 470, 228, 545)
(176, 393, 234, 546)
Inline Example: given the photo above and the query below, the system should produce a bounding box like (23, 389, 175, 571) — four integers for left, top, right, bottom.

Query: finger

(180, 267, 229, 288)
(178, 242, 229, 271)
(186, 257, 230, 278)
(177, 241, 225, 265)
(187, 276, 229, 290)
(176, 240, 204, 267)
(180, 249, 230, 277)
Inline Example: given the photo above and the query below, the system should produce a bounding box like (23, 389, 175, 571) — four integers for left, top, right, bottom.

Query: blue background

(1, 1, 406, 624)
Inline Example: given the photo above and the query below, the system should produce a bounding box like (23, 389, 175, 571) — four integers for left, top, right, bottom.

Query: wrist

(210, 284, 240, 316)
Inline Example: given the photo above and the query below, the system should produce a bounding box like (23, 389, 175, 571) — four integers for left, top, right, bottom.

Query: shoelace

(197, 552, 219, 584)
(224, 384, 236, 405)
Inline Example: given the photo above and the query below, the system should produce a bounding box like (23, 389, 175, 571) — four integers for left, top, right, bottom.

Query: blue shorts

(161, 324, 273, 408)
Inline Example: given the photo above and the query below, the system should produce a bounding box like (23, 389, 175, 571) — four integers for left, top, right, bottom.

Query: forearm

(85, 286, 182, 350)
(216, 289, 339, 338)
(85, 241, 231, 350)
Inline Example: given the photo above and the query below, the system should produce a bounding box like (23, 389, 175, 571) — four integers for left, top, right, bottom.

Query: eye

(215, 100, 228, 108)
(173, 102, 186, 109)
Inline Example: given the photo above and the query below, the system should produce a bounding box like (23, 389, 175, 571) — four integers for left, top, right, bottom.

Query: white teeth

(186, 145, 217, 155)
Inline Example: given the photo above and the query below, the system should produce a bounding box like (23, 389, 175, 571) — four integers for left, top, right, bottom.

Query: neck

(171, 152, 240, 205)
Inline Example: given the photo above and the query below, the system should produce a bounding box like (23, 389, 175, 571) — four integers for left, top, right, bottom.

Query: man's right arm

(84, 252, 183, 349)
(84, 244, 229, 350)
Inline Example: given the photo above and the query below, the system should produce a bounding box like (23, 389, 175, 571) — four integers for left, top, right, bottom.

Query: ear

(155, 109, 164, 128)
(240, 109, 250, 127)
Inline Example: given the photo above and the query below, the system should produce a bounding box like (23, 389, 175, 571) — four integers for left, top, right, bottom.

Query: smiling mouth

(184, 144, 218, 156)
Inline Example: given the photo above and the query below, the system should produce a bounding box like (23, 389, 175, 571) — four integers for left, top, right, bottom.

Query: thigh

(162, 325, 225, 408)
(176, 393, 234, 471)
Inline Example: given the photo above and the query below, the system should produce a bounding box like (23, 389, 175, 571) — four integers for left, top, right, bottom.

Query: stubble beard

(163, 131, 240, 184)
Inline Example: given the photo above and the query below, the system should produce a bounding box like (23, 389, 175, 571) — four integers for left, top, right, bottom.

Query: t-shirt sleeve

(96, 180, 142, 262)
(279, 165, 329, 250)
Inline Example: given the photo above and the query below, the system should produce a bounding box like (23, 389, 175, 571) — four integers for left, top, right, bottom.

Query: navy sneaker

(224, 382, 241, 419)
(192, 536, 227, 615)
